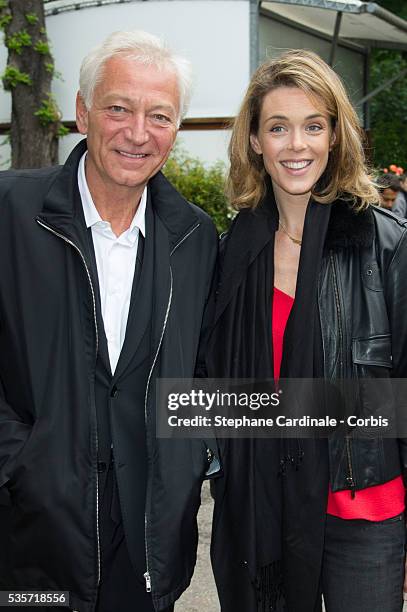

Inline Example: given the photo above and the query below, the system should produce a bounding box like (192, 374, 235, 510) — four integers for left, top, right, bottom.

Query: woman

(207, 50, 407, 612)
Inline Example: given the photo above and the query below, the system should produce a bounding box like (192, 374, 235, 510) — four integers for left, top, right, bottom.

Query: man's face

(381, 188, 398, 210)
(76, 56, 180, 195)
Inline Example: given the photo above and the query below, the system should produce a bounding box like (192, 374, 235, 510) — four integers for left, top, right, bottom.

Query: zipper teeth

(36, 219, 101, 585)
(345, 437, 355, 483)
(330, 252, 343, 374)
(143, 266, 173, 592)
(170, 223, 200, 256)
(330, 251, 355, 490)
(36, 220, 99, 356)
(143, 223, 200, 592)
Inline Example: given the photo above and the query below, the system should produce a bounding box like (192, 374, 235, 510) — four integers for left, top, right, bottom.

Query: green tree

(0, 0, 67, 168)
(163, 145, 231, 233)
(369, 1, 407, 170)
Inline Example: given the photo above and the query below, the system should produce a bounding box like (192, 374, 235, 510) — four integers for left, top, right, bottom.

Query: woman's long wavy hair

(227, 50, 379, 211)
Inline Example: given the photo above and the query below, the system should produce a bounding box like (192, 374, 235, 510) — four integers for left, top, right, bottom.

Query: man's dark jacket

(0, 140, 218, 611)
(207, 199, 407, 611)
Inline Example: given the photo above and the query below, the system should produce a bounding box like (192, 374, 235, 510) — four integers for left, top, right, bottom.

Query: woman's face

(250, 86, 335, 200)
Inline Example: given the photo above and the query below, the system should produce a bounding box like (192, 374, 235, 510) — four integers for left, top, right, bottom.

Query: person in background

(207, 50, 407, 612)
(393, 174, 407, 217)
(0, 30, 218, 612)
(378, 174, 401, 210)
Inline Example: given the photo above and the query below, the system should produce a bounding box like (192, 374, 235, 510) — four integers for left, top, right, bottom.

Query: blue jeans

(321, 513, 406, 612)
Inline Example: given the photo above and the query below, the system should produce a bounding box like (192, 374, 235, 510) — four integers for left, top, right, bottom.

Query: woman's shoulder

(370, 204, 407, 247)
(326, 200, 407, 252)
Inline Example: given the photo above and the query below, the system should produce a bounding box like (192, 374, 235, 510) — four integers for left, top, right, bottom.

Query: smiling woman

(207, 50, 407, 612)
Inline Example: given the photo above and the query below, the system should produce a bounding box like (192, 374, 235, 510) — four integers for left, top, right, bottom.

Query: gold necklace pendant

(278, 220, 302, 246)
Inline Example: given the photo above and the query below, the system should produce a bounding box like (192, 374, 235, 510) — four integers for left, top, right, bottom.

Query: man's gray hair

(79, 30, 192, 125)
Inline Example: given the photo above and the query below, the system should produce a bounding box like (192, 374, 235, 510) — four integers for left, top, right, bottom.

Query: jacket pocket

(352, 335, 392, 368)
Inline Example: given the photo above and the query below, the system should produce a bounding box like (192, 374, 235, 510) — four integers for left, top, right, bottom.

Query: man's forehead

(95, 57, 180, 106)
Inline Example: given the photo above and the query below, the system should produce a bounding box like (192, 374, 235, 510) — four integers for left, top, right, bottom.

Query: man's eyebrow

(102, 94, 133, 105)
(149, 104, 177, 115)
(101, 96, 177, 115)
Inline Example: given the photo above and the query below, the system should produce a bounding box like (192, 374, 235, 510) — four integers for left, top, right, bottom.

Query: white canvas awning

(261, 0, 407, 50)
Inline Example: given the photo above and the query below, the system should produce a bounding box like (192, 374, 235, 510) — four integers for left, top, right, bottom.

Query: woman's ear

(329, 128, 337, 150)
(250, 133, 262, 155)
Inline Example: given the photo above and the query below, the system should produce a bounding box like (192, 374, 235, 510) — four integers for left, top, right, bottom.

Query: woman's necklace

(279, 219, 302, 246)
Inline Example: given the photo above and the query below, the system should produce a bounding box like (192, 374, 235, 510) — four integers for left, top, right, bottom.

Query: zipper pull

(144, 571, 152, 593)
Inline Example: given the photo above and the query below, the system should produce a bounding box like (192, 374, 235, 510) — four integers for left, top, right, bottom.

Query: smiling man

(0, 31, 218, 612)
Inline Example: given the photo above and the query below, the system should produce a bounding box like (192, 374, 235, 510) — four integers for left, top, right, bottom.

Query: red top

(272, 286, 405, 521)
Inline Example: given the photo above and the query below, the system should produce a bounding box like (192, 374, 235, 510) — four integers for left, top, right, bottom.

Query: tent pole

(250, 0, 260, 74)
(357, 68, 407, 105)
(329, 11, 343, 66)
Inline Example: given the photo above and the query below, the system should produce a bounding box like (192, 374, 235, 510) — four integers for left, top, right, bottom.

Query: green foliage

(57, 124, 69, 137)
(25, 13, 39, 25)
(0, 13, 11, 30)
(34, 93, 61, 125)
(0, 0, 8, 9)
(163, 145, 231, 233)
(2, 65, 32, 88)
(34, 39, 50, 55)
(6, 29, 32, 54)
(34, 95, 68, 137)
(370, 49, 407, 170)
(375, 0, 407, 19)
(368, 0, 407, 170)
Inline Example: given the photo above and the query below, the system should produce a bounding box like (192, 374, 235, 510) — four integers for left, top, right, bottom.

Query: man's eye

(109, 105, 126, 113)
(152, 114, 171, 122)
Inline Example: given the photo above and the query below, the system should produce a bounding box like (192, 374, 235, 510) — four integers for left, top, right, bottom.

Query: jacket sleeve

(383, 229, 407, 472)
(0, 374, 32, 489)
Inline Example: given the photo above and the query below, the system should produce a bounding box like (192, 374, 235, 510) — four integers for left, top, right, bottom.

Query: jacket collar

(215, 189, 376, 324)
(325, 199, 375, 250)
(37, 138, 199, 252)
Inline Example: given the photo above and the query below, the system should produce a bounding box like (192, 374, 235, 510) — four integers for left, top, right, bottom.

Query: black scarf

(208, 181, 332, 612)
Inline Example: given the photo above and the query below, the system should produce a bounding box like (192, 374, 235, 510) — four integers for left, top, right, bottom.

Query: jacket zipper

(143, 222, 200, 594)
(330, 251, 356, 497)
(36, 219, 102, 585)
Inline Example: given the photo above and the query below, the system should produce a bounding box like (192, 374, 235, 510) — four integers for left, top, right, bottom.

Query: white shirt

(77, 152, 147, 374)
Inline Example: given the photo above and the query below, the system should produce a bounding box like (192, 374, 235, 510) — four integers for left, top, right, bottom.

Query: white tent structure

(260, 1, 407, 52)
(0, 0, 406, 165)
(258, 0, 407, 128)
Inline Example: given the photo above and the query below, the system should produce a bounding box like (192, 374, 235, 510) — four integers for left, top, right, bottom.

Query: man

(378, 174, 400, 210)
(392, 174, 407, 218)
(0, 31, 218, 612)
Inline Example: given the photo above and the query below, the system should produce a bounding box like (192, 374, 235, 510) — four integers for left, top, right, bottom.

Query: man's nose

(124, 115, 149, 145)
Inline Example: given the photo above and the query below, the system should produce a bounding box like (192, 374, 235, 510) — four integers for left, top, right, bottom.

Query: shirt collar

(77, 152, 147, 237)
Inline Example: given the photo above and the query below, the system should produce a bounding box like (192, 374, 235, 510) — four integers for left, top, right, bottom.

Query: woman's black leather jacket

(320, 203, 407, 492)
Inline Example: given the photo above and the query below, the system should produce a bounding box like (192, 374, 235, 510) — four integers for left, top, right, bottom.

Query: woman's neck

(273, 182, 310, 237)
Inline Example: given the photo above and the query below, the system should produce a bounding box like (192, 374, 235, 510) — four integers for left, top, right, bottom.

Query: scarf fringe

(278, 440, 304, 476)
(254, 561, 285, 611)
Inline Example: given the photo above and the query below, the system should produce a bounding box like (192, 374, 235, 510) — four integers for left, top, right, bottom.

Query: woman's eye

(270, 125, 285, 133)
(307, 124, 323, 132)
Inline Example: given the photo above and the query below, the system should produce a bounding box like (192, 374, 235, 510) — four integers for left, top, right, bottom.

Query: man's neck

(85, 166, 144, 237)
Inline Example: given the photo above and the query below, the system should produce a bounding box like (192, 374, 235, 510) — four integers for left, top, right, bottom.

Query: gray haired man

(0, 31, 218, 612)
